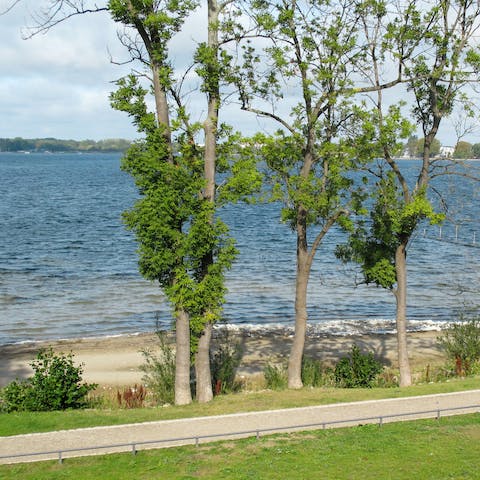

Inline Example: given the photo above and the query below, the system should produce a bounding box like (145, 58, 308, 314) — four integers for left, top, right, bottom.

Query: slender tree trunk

(195, 322, 213, 403)
(288, 212, 310, 389)
(175, 308, 192, 405)
(194, 0, 219, 403)
(394, 241, 412, 387)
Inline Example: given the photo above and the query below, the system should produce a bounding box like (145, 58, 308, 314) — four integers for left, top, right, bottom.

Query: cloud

(0, 2, 137, 140)
(1, 1, 475, 145)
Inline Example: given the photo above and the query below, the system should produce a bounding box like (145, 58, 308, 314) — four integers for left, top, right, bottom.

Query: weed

(117, 384, 147, 408)
(210, 327, 243, 395)
(140, 330, 176, 405)
(437, 316, 480, 376)
(264, 362, 288, 390)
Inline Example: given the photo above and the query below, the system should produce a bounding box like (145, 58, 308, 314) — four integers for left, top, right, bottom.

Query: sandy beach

(0, 328, 446, 388)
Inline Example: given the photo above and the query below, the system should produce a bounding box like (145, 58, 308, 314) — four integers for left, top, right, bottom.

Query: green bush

(140, 331, 176, 405)
(1, 380, 31, 413)
(0, 348, 97, 412)
(437, 317, 480, 376)
(210, 328, 243, 395)
(264, 362, 288, 390)
(334, 344, 382, 388)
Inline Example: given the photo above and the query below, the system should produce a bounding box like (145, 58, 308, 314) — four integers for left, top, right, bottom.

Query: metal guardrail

(1, 403, 479, 464)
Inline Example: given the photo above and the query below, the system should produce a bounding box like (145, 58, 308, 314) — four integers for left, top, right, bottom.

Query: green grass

(1, 414, 479, 479)
(1, 375, 479, 437)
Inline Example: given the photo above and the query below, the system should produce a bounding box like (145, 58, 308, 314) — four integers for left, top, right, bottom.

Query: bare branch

(240, 104, 295, 134)
(23, 1, 108, 39)
(0, 0, 21, 15)
(307, 209, 348, 269)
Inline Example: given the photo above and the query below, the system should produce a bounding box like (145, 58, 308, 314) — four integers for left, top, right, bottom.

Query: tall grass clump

(301, 356, 330, 387)
(140, 331, 175, 405)
(210, 327, 243, 395)
(264, 363, 288, 390)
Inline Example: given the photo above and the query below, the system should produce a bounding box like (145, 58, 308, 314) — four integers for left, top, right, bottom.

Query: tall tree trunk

(195, 322, 213, 403)
(175, 308, 192, 405)
(394, 241, 412, 387)
(288, 213, 310, 389)
(194, 0, 219, 403)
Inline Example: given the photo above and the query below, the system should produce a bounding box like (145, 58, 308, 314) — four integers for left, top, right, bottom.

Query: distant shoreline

(0, 137, 131, 154)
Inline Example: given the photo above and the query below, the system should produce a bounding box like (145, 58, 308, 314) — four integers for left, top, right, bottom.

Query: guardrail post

(195, 437, 199, 447)
(58, 451, 63, 464)
(131, 443, 137, 456)
(256, 430, 260, 440)
(379, 416, 383, 427)
(437, 410, 440, 420)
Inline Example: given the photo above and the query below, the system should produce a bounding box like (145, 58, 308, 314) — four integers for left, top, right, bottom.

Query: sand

(0, 328, 446, 388)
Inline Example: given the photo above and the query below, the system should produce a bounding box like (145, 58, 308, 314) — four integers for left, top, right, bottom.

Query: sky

(1, 1, 142, 141)
(0, 1, 478, 145)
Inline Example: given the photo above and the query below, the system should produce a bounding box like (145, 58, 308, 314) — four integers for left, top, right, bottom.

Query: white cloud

(1, 1, 476, 145)
(0, 1, 136, 140)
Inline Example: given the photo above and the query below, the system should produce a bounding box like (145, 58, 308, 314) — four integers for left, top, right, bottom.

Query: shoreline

(0, 328, 447, 388)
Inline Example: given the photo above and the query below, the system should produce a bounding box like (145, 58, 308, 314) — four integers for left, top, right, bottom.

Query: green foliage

(337, 172, 444, 290)
(140, 331, 176, 405)
(112, 76, 240, 347)
(0, 349, 96, 412)
(0, 380, 31, 413)
(210, 328, 243, 395)
(437, 317, 480, 376)
(334, 344, 383, 388)
(472, 143, 480, 158)
(263, 362, 288, 390)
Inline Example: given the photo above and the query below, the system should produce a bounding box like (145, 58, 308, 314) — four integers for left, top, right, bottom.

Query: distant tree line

(405, 136, 480, 159)
(0, 137, 131, 153)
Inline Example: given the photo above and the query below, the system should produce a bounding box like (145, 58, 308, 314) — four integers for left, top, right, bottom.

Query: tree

(338, 0, 480, 386)
(454, 141, 473, 159)
(109, 0, 259, 404)
(406, 135, 418, 158)
(472, 143, 480, 158)
(233, 0, 407, 388)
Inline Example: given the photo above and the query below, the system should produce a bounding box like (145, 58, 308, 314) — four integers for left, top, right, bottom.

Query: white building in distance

(439, 145, 455, 157)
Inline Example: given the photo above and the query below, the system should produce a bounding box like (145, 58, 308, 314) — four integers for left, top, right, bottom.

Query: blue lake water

(0, 152, 478, 345)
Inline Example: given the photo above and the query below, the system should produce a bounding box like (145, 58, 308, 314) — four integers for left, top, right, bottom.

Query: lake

(0, 152, 478, 345)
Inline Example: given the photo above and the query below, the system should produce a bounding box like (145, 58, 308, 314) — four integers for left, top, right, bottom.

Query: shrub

(0, 348, 97, 412)
(0, 380, 31, 413)
(334, 344, 382, 388)
(437, 317, 480, 376)
(210, 328, 243, 395)
(264, 362, 288, 390)
(140, 331, 176, 405)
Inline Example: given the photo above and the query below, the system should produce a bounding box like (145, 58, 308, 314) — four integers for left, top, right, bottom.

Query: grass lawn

(1, 375, 479, 437)
(1, 414, 479, 479)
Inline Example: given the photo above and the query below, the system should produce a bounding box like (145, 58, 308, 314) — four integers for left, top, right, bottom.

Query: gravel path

(1, 390, 479, 464)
